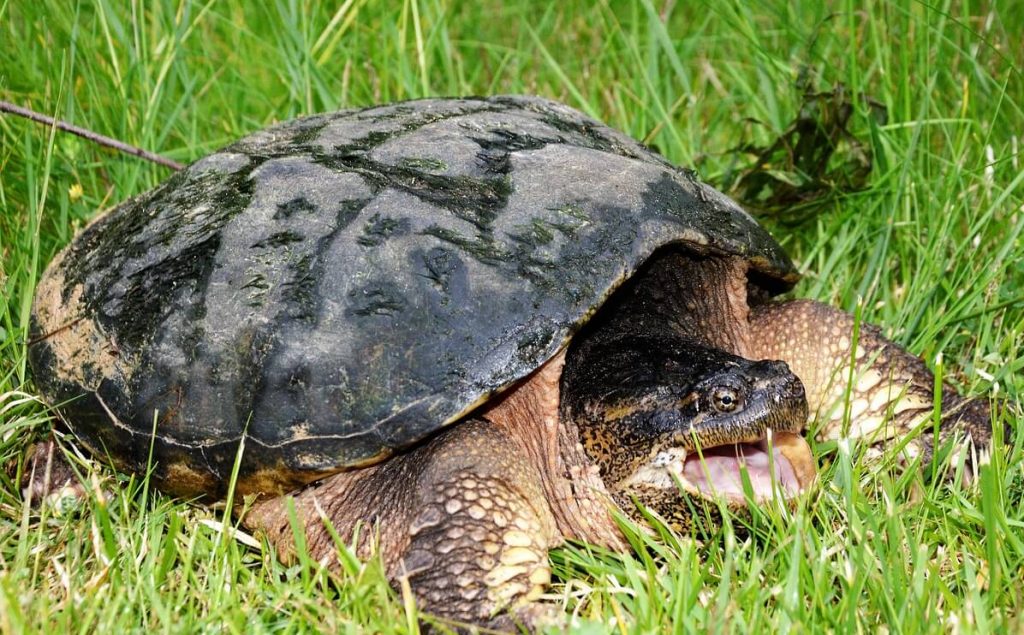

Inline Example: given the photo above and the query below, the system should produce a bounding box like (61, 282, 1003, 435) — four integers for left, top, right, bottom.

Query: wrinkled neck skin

(482, 350, 628, 550)
(609, 250, 754, 357)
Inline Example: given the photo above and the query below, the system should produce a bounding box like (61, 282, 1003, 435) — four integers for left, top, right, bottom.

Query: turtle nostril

(790, 379, 806, 398)
(754, 359, 792, 376)
(776, 370, 804, 396)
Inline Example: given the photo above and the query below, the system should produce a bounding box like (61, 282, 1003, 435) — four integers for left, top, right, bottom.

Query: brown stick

(0, 100, 184, 171)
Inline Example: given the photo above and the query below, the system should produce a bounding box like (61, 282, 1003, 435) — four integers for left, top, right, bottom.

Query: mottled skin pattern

(27, 97, 998, 630)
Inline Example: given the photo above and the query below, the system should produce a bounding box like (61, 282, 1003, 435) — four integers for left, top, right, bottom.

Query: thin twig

(0, 100, 184, 171)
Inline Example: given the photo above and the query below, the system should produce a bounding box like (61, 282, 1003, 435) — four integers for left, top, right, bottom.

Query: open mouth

(680, 431, 815, 503)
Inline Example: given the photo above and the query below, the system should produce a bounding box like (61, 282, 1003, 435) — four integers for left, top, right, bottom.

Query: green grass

(1, 0, 1022, 632)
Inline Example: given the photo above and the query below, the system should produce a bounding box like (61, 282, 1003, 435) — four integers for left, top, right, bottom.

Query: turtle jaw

(619, 430, 815, 506)
(678, 430, 816, 504)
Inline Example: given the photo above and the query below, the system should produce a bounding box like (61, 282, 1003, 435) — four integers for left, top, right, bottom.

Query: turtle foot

(21, 438, 88, 513)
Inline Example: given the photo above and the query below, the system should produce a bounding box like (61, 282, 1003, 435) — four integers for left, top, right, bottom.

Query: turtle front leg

(245, 419, 562, 631)
(748, 299, 997, 475)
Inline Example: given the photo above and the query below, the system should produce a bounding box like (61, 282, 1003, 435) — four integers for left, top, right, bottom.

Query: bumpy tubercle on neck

(482, 349, 628, 551)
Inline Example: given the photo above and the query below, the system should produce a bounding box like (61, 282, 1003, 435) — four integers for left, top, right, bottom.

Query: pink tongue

(682, 440, 800, 500)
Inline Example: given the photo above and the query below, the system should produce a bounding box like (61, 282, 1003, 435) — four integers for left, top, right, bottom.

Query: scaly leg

(245, 419, 562, 630)
(749, 299, 996, 474)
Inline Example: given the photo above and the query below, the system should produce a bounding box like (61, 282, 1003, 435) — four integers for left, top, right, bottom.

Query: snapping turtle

(29, 96, 993, 628)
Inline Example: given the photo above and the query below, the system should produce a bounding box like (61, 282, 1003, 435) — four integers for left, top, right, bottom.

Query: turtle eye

(712, 388, 740, 413)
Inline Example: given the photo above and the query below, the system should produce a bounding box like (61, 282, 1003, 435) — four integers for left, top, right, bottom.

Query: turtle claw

(428, 603, 563, 635)
(21, 438, 89, 514)
(927, 394, 1007, 487)
(486, 602, 565, 634)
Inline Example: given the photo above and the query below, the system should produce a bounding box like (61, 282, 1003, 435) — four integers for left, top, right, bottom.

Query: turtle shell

(29, 96, 798, 499)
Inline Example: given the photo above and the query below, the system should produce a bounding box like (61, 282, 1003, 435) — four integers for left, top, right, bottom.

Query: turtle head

(567, 338, 816, 525)
(679, 359, 809, 450)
